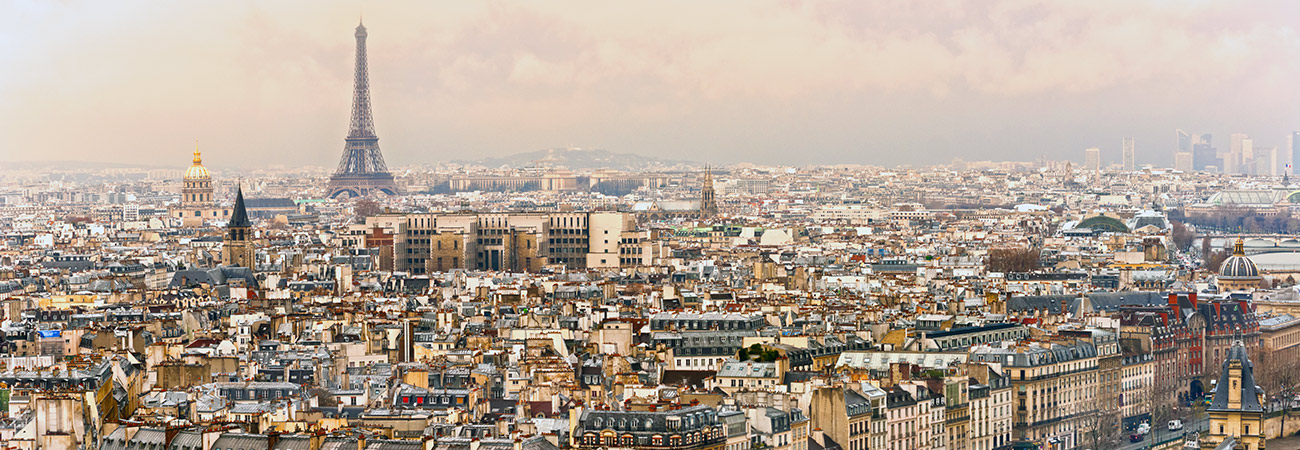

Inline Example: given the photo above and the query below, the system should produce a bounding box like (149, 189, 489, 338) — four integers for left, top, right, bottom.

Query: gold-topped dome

(185, 141, 210, 180)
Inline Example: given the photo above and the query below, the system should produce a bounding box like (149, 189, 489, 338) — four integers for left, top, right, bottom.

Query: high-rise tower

(1084, 147, 1101, 171)
(1121, 137, 1135, 171)
(326, 20, 400, 198)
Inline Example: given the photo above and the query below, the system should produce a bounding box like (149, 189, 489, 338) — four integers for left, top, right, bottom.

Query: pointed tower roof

(1208, 339, 1264, 412)
(229, 185, 251, 228)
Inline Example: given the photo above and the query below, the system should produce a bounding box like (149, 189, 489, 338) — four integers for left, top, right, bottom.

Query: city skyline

(2, 1, 1300, 169)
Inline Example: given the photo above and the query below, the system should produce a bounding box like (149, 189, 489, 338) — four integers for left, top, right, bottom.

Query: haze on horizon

(2, 0, 1299, 170)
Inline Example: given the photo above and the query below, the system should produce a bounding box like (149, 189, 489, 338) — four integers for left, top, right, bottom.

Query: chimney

(124, 422, 142, 443)
(1060, 299, 1068, 317)
(1168, 293, 1178, 307)
(165, 426, 183, 448)
(309, 431, 325, 450)
(268, 430, 281, 450)
(1189, 292, 1198, 309)
(812, 428, 825, 446)
(357, 433, 367, 450)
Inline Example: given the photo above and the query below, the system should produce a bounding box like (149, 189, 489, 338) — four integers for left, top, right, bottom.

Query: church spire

(699, 165, 718, 218)
(229, 184, 251, 228)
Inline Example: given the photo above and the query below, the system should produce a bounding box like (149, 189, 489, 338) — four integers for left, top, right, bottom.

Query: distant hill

(455, 148, 694, 171)
(0, 160, 171, 170)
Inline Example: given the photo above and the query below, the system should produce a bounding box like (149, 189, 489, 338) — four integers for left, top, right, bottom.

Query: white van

(1168, 420, 1184, 431)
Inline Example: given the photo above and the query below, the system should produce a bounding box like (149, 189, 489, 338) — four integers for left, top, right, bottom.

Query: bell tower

(222, 185, 255, 268)
(699, 166, 718, 218)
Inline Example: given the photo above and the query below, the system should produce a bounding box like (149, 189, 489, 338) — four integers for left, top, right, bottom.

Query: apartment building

(964, 363, 1014, 450)
(380, 211, 636, 274)
(970, 340, 1099, 450)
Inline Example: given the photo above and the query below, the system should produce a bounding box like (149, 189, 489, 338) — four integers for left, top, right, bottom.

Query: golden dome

(185, 141, 210, 180)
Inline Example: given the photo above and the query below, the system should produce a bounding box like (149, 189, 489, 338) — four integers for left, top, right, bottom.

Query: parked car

(1131, 433, 1145, 443)
(1169, 420, 1184, 431)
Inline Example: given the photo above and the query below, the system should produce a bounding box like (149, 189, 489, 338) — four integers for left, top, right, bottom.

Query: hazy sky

(2, 1, 1299, 169)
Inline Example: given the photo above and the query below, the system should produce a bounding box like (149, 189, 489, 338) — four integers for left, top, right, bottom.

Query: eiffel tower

(327, 20, 400, 198)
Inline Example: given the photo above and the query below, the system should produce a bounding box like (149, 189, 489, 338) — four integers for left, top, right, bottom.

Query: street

(1118, 416, 1208, 450)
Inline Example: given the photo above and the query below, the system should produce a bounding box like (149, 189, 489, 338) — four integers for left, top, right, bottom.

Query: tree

(736, 348, 749, 361)
(987, 246, 1041, 273)
(1084, 409, 1122, 450)
(1170, 221, 1197, 251)
(1205, 250, 1230, 272)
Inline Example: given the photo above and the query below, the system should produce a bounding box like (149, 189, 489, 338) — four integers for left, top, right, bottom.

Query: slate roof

(229, 185, 251, 228)
(1209, 341, 1264, 413)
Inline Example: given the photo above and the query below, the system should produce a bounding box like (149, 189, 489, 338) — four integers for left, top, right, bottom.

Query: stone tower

(699, 166, 718, 218)
(222, 185, 255, 268)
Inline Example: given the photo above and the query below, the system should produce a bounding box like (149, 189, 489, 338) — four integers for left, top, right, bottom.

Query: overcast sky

(2, 0, 1299, 169)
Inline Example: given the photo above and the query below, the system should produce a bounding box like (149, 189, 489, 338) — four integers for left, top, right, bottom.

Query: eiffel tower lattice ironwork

(327, 20, 400, 198)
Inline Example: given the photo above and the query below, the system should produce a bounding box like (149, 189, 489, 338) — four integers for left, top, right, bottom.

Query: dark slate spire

(229, 185, 251, 228)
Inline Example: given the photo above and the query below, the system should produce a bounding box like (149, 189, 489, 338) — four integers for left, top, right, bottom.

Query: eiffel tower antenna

(326, 20, 400, 198)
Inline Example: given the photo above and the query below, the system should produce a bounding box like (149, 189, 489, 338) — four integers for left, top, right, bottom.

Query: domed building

(183, 148, 212, 208)
(170, 143, 230, 226)
(1218, 238, 1262, 292)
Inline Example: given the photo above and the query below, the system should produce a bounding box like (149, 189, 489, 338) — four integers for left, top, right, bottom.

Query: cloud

(0, 0, 1298, 167)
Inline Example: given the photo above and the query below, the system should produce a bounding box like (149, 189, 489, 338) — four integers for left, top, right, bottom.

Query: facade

(1257, 314, 1300, 394)
(925, 323, 1028, 352)
(571, 405, 727, 450)
(969, 340, 1099, 450)
(884, 386, 930, 450)
(965, 363, 1013, 450)
(383, 211, 636, 274)
(1118, 354, 1154, 429)
(745, 407, 809, 450)
(1117, 293, 1206, 406)
(808, 386, 878, 450)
